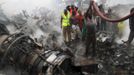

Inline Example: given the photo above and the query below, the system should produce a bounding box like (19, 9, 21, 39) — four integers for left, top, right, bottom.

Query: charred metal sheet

(0, 32, 75, 75)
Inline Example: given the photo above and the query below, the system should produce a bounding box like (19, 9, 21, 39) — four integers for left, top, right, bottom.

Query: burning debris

(0, 0, 134, 75)
(0, 21, 84, 75)
(0, 6, 77, 75)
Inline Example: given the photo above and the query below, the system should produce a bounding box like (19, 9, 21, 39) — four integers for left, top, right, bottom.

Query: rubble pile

(0, 23, 84, 75)
(0, 7, 80, 75)
(96, 31, 134, 75)
(0, 1, 134, 75)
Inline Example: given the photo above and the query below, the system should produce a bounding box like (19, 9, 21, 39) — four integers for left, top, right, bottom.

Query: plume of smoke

(111, 4, 134, 44)
(0, 1, 65, 75)
(6, 7, 64, 49)
(0, 5, 64, 75)
(0, 5, 10, 25)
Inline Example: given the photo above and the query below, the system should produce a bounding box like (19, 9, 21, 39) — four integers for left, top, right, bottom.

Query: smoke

(0, 0, 62, 16)
(6, 7, 64, 48)
(96, 0, 134, 44)
(0, 1, 64, 74)
(0, 0, 134, 74)
(110, 4, 134, 44)
(106, 0, 134, 7)
(0, 0, 65, 49)
(0, 0, 64, 47)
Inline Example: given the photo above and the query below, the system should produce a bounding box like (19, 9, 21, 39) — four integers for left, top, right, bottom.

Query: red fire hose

(91, 1, 134, 22)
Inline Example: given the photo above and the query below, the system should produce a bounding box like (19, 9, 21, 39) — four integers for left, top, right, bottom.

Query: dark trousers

(128, 30, 134, 45)
(85, 34, 96, 57)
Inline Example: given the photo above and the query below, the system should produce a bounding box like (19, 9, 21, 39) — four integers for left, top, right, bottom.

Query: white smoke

(0, 0, 62, 16)
(95, 0, 134, 44)
(0, 0, 64, 49)
(7, 7, 64, 48)
(0, 1, 64, 74)
(110, 4, 134, 44)
(106, 0, 134, 7)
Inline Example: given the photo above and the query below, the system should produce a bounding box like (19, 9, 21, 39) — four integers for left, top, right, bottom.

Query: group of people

(61, 5, 83, 43)
(61, 5, 97, 57)
(61, 4, 134, 58)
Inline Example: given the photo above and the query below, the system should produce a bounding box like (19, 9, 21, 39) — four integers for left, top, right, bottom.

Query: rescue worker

(82, 13, 87, 41)
(127, 8, 134, 46)
(75, 10, 84, 32)
(107, 8, 118, 35)
(70, 10, 79, 40)
(82, 4, 93, 41)
(99, 5, 107, 31)
(61, 9, 71, 43)
(117, 21, 125, 38)
(84, 13, 96, 57)
(96, 16, 101, 32)
(71, 5, 79, 16)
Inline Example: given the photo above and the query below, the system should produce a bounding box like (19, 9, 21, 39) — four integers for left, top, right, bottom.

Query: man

(127, 8, 134, 46)
(75, 10, 84, 32)
(117, 21, 125, 38)
(61, 9, 71, 43)
(84, 13, 96, 57)
(99, 4, 107, 31)
(70, 10, 79, 40)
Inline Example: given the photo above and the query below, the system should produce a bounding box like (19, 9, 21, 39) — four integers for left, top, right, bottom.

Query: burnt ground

(66, 37, 134, 75)
(68, 39, 97, 65)
(67, 39, 99, 74)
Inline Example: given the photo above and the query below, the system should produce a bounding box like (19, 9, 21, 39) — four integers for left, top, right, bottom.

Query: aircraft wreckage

(0, 20, 134, 75)
(0, 23, 83, 75)
(0, 1, 134, 75)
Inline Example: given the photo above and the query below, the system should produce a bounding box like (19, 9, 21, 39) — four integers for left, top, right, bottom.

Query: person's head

(64, 9, 68, 16)
(99, 4, 103, 9)
(99, 4, 104, 12)
(71, 5, 75, 10)
(75, 7, 78, 11)
(130, 8, 134, 13)
(66, 5, 71, 11)
(85, 12, 92, 20)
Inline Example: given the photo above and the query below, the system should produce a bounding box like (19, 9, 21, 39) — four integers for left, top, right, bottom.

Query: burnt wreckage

(96, 31, 134, 75)
(0, 23, 134, 75)
(0, 23, 83, 75)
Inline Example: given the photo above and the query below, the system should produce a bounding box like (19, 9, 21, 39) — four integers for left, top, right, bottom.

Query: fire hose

(91, 0, 134, 22)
